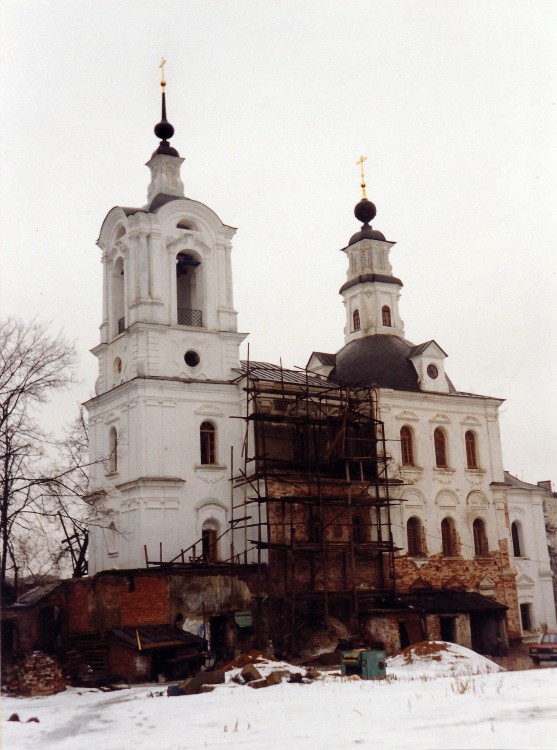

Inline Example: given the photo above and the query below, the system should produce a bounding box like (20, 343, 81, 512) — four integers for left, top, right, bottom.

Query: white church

(86, 74, 555, 647)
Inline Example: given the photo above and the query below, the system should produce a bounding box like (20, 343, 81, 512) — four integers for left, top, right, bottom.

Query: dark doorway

(440, 616, 456, 643)
(37, 605, 61, 653)
(399, 621, 411, 649)
(210, 615, 228, 659)
(1, 621, 18, 656)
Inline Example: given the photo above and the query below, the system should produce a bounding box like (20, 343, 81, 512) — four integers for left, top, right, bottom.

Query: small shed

(108, 624, 207, 682)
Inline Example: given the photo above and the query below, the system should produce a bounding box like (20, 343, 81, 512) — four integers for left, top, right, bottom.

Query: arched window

(113, 257, 125, 336)
(400, 426, 414, 466)
(434, 428, 447, 468)
(176, 252, 203, 327)
(465, 431, 478, 469)
(202, 521, 219, 562)
(200, 422, 216, 465)
(407, 516, 424, 557)
(308, 515, 323, 544)
(109, 427, 118, 472)
(382, 306, 392, 327)
(473, 518, 489, 557)
(511, 521, 523, 557)
(441, 517, 457, 556)
(353, 309, 361, 331)
(352, 515, 366, 544)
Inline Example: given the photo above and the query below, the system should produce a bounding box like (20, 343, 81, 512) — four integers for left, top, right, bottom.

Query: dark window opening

(407, 517, 424, 557)
(382, 306, 392, 326)
(473, 518, 489, 557)
(109, 427, 118, 473)
(200, 422, 216, 465)
(520, 603, 532, 632)
(400, 426, 414, 466)
(465, 431, 478, 469)
(511, 521, 522, 557)
(441, 517, 457, 556)
(202, 528, 218, 562)
(184, 350, 200, 367)
(434, 428, 447, 468)
(353, 309, 361, 331)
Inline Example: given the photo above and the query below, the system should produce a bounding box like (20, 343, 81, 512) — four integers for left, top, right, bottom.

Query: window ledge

(400, 465, 423, 473)
(194, 464, 227, 471)
(433, 467, 456, 474)
(105, 470, 119, 478)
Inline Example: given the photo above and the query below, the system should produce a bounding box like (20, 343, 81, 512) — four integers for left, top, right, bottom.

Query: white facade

(505, 473, 556, 638)
(332, 224, 556, 637)
(86, 147, 249, 574)
(86, 111, 555, 637)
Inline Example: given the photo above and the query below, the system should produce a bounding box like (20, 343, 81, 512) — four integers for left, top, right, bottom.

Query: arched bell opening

(112, 257, 125, 336)
(176, 252, 204, 327)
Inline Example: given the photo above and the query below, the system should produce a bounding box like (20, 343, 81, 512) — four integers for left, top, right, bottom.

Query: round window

(184, 350, 200, 368)
(427, 364, 439, 380)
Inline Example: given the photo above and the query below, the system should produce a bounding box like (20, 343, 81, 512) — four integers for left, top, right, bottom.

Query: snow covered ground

(3, 643, 556, 750)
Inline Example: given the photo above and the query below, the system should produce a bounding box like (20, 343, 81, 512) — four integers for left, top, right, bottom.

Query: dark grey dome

(329, 335, 455, 393)
(348, 225, 386, 244)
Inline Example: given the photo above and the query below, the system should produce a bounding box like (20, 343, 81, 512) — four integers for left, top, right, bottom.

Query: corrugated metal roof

(398, 590, 507, 613)
(504, 471, 544, 491)
(110, 624, 206, 651)
(239, 361, 328, 387)
(16, 581, 63, 606)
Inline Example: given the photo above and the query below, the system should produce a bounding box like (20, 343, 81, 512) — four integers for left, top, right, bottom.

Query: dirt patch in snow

(400, 641, 456, 664)
(221, 650, 280, 671)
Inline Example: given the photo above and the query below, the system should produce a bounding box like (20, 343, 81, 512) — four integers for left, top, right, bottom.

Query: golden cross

(356, 155, 368, 199)
(160, 57, 167, 88)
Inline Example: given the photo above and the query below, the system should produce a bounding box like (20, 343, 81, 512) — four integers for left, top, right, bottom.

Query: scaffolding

(230, 360, 401, 653)
(142, 359, 402, 654)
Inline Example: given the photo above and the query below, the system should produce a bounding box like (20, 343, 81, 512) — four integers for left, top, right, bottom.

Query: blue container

(340, 649, 387, 680)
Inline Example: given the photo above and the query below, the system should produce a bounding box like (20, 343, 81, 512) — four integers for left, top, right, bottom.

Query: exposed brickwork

(66, 580, 93, 633)
(394, 536, 521, 639)
(266, 477, 390, 596)
(120, 575, 168, 626)
(108, 639, 151, 682)
(2, 652, 65, 696)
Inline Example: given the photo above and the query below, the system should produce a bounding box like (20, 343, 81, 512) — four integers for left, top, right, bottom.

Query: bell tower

(340, 157, 404, 343)
(86, 64, 247, 574)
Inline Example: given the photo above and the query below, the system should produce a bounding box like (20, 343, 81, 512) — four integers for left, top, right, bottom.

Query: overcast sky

(1, 0, 556, 483)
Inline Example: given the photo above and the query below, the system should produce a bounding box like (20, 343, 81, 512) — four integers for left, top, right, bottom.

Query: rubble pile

(3, 652, 66, 697)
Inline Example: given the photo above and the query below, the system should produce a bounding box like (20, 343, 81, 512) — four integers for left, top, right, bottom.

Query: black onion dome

(154, 119, 174, 141)
(329, 335, 456, 393)
(354, 198, 376, 224)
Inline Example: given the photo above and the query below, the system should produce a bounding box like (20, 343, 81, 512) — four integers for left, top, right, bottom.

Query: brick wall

(120, 575, 169, 626)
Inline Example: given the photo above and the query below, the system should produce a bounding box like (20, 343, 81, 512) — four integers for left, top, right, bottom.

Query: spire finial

(153, 57, 179, 157)
(356, 155, 368, 200)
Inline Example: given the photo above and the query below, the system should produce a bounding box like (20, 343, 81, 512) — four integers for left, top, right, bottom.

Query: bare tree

(0, 318, 78, 584)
